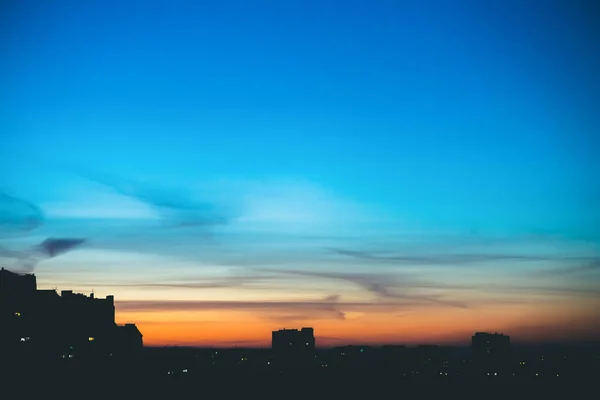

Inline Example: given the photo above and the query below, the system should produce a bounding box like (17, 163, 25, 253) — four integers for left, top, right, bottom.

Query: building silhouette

(272, 327, 315, 366)
(471, 332, 511, 374)
(0, 268, 142, 362)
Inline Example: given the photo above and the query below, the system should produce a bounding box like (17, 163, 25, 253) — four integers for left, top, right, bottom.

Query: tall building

(272, 327, 315, 366)
(471, 332, 511, 372)
(0, 268, 143, 362)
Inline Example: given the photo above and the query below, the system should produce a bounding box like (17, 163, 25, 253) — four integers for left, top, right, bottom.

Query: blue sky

(1, 0, 599, 345)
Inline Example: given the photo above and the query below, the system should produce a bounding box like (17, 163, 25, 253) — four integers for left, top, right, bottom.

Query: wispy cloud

(0, 237, 86, 271)
(0, 191, 87, 271)
(0, 192, 44, 236)
(263, 294, 346, 321)
(528, 260, 600, 277)
(326, 247, 597, 266)
(252, 267, 600, 302)
(85, 272, 277, 290)
(254, 268, 469, 308)
(68, 168, 235, 228)
(37, 238, 86, 258)
(115, 298, 453, 315)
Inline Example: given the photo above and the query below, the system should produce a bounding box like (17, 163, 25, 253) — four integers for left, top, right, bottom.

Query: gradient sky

(1, 0, 600, 347)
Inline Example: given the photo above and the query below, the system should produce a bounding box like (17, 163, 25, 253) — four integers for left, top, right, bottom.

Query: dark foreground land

(2, 355, 596, 399)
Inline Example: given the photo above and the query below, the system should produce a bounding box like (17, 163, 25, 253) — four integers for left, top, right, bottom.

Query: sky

(1, 0, 599, 347)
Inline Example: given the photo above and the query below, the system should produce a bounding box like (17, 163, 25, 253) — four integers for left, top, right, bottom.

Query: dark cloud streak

(0, 238, 86, 272)
(255, 268, 469, 308)
(528, 260, 600, 277)
(0, 192, 44, 235)
(326, 247, 596, 265)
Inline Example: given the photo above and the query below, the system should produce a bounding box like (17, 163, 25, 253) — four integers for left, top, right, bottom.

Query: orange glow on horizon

(116, 299, 600, 347)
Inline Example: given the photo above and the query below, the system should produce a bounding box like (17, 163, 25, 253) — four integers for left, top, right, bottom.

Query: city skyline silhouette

(3, 266, 599, 392)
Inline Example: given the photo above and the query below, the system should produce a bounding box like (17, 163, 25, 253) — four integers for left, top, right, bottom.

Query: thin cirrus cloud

(526, 260, 600, 277)
(114, 297, 451, 316)
(68, 168, 235, 228)
(84, 272, 279, 291)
